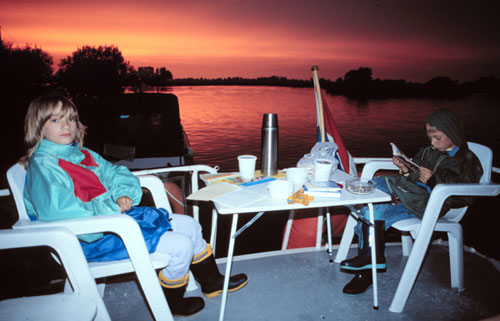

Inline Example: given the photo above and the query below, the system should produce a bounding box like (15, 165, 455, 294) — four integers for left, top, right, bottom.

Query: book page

(187, 183, 241, 201)
(390, 142, 420, 173)
(213, 186, 268, 208)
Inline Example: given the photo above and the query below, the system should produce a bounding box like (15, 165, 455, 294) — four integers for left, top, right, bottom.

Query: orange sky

(1, 0, 499, 82)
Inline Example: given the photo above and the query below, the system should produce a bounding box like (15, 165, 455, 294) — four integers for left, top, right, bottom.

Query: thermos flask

(261, 113, 279, 176)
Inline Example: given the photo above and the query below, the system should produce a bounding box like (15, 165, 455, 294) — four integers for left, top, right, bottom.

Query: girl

(22, 94, 248, 316)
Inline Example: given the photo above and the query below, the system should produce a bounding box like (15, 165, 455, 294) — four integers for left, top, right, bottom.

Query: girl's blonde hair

(20, 94, 87, 166)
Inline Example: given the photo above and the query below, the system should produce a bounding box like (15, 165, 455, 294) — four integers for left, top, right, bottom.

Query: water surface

(152, 86, 500, 171)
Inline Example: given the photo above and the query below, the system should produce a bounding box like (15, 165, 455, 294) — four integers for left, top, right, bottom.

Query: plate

(346, 178, 376, 195)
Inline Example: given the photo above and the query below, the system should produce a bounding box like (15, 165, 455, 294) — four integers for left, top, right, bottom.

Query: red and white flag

(312, 68, 357, 177)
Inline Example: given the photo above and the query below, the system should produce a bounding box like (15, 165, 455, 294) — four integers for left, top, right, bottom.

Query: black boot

(162, 284, 205, 317)
(191, 252, 248, 298)
(343, 271, 372, 295)
(340, 220, 386, 271)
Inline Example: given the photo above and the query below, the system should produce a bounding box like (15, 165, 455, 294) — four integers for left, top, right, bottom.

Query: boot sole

(343, 284, 372, 296)
(203, 279, 249, 298)
(339, 263, 386, 271)
(172, 309, 203, 318)
(171, 303, 205, 317)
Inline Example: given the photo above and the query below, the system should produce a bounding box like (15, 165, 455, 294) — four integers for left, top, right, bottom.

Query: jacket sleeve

(441, 150, 483, 210)
(88, 149, 143, 206)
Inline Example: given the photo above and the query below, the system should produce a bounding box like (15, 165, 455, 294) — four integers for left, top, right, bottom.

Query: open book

(390, 142, 420, 173)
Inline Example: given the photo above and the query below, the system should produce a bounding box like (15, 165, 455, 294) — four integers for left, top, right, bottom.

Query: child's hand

(116, 196, 132, 212)
(419, 167, 433, 184)
(392, 156, 409, 173)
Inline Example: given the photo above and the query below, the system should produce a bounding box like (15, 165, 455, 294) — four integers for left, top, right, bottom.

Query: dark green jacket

(385, 145, 483, 218)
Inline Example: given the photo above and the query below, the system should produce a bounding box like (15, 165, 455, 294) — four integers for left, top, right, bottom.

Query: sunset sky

(1, 0, 499, 82)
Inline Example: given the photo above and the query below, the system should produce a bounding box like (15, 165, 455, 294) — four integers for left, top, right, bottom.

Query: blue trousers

(354, 177, 418, 242)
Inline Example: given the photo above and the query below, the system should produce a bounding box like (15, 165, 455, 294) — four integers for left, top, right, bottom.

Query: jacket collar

(36, 139, 80, 157)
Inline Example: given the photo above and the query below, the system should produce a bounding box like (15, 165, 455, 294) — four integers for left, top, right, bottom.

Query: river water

(158, 85, 500, 171)
(141, 85, 499, 258)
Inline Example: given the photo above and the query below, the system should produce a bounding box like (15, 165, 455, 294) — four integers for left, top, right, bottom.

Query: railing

(2, 167, 499, 198)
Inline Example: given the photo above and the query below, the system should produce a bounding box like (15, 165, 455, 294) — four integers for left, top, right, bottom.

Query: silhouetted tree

(341, 67, 374, 98)
(158, 67, 173, 81)
(344, 67, 373, 83)
(423, 76, 459, 98)
(0, 40, 53, 96)
(56, 45, 132, 101)
(136, 66, 173, 86)
(0, 40, 54, 177)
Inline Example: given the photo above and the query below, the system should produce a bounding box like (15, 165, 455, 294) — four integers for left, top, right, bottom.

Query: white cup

(238, 155, 257, 180)
(314, 159, 334, 182)
(286, 167, 308, 191)
(267, 180, 294, 200)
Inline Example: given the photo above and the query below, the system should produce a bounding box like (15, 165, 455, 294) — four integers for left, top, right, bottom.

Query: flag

(315, 90, 358, 177)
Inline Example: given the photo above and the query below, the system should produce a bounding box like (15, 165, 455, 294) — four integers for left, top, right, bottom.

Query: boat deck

(103, 243, 500, 321)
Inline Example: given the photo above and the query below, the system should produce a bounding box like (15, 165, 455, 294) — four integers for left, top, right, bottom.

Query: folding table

(212, 170, 391, 321)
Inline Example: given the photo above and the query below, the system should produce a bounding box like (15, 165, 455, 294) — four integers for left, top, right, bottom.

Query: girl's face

(425, 123, 456, 152)
(42, 102, 77, 145)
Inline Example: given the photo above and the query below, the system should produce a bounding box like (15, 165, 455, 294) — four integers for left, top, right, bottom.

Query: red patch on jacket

(80, 150, 99, 167)
(58, 158, 106, 202)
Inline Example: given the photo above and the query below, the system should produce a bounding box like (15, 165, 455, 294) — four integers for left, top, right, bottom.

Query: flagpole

(311, 66, 325, 142)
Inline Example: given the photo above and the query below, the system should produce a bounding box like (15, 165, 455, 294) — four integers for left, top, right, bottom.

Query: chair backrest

(467, 142, 492, 184)
(6, 163, 30, 223)
(440, 142, 492, 222)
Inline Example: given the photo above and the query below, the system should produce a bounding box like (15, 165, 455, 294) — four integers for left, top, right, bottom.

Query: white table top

(213, 170, 391, 215)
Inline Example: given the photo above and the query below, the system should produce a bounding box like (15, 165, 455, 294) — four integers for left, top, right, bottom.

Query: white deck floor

(103, 243, 500, 321)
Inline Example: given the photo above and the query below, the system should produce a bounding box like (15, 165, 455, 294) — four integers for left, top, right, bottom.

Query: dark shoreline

(134, 75, 500, 100)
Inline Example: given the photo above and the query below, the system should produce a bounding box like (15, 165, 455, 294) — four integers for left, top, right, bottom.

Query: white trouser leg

(156, 213, 207, 280)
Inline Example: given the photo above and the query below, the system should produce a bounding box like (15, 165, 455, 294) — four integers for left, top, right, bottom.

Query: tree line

(1, 40, 499, 104)
(0, 41, 174, 101)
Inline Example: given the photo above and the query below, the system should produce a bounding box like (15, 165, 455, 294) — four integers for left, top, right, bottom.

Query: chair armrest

(354, 157, 392, 165)
(15, 214, 138, 236)
(15, 215, 159, 282)
(426, 183, 500, 211)
(418, 183, 500, 235)
(133, 165, 219, 221)
(133, 165, 218, 193)
(360, 159, 397, 179)
(14, 215, 149, 260)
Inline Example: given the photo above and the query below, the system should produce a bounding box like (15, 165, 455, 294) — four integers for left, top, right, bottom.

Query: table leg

(210, 208, 218, 255)
(368, 203, 379, 309)
(316, 208, 324, 248)
(219, 213, 239, 321)
(282, 210, 295, 250)
(325, 208, 333, 262)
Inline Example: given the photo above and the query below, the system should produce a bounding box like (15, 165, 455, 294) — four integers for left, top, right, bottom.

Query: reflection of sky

(1, 0, 499, 82)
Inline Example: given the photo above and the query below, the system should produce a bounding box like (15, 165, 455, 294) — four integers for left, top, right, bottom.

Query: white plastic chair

(6, 163, 218, 321)
(334, 142, 500, 313)
(0, 226, 110, 321)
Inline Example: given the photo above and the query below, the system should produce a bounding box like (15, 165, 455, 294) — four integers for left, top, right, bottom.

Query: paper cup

(286, 167, 308, 191)
(314, 159, 333, 182)
(238, 155, 257, 180)
(267, 180, 294, 200)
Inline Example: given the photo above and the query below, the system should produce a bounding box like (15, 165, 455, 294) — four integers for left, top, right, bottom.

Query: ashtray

(346, 178, 376, 195)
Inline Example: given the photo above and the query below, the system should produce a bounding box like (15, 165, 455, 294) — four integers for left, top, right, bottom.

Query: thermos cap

(262, 113, 278, 128)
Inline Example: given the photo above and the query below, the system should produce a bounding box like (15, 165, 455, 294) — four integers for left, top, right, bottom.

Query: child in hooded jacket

(339, 108, 483, 295)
